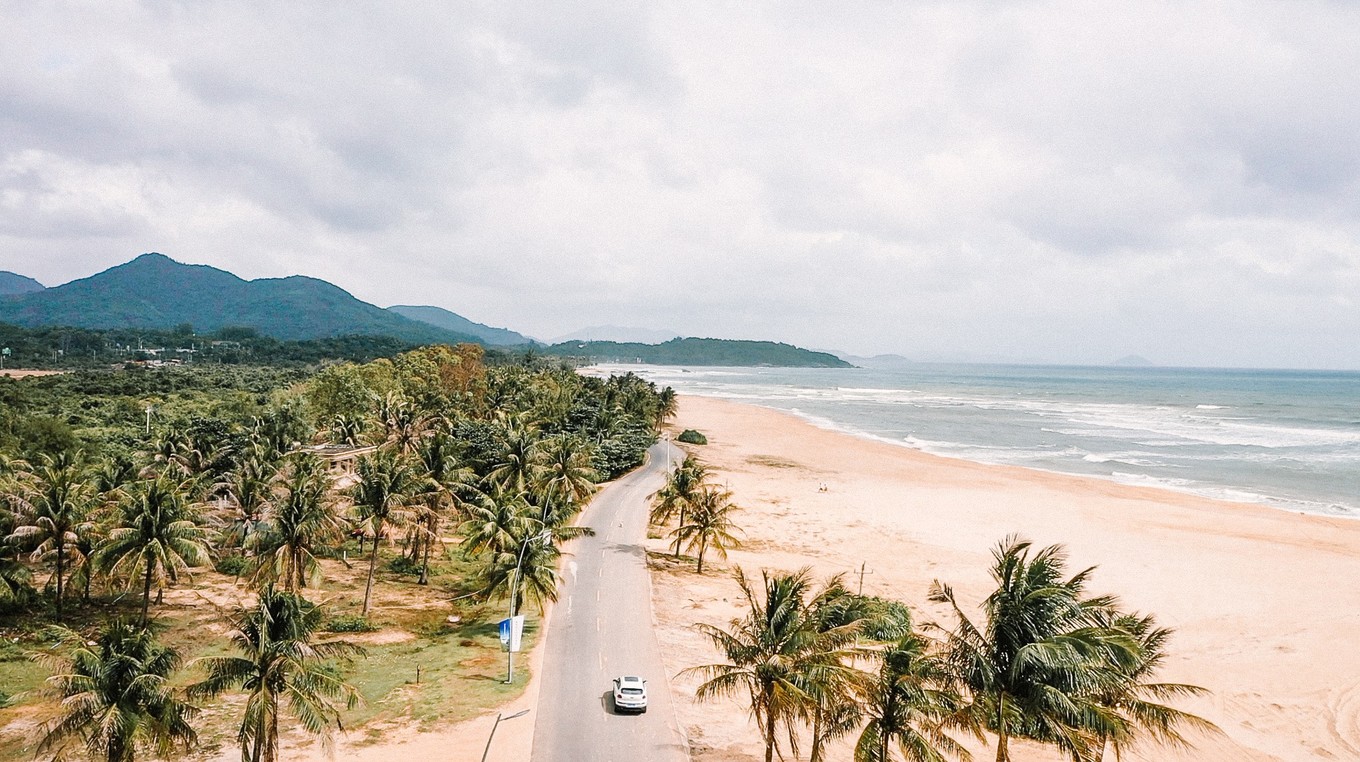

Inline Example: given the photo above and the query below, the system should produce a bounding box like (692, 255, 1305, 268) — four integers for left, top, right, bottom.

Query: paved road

(530, 442, 690, 762)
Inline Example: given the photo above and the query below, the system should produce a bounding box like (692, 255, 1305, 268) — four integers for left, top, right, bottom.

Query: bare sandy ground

(0, 370, 63, 378)
(648, 395, 1360, 762)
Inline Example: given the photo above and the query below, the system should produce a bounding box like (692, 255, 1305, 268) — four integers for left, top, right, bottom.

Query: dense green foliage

(0, 340, 675, 760)
(677, 428, 707, 445)
(0, 253, 481, 345)
(36, 619, 198, 762)
(545, 337, 853, 367)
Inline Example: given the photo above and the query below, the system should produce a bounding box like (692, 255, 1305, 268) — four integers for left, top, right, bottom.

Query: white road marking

(568, 560, 578, 581)
(567, 595, 573, 615)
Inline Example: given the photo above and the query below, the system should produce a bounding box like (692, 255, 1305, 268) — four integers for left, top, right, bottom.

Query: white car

(612, 675, 648, 714)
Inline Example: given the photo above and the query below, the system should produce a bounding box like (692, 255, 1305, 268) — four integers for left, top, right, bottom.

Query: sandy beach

(648, 395, 1360, 761)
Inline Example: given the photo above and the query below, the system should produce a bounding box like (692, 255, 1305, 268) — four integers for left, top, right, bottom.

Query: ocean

(608, 363, 1360, 518)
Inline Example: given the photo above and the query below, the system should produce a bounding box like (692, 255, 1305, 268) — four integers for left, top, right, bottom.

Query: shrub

(677, 429, 707, 445)
(215, 555, 250, 577)
(387, 555, 421, 576)
(326, 615, 377, 633)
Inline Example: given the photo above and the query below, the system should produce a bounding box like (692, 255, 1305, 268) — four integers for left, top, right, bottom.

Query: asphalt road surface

(530, 441, 690, 762)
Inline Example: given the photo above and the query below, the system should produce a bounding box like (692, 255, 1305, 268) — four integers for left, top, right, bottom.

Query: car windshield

(620, 688, 644, 695)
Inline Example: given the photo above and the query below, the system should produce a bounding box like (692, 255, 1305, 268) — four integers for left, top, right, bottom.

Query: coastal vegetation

(543, 337, 852, 368)
(676, 429, 707, 445)
(655, 456, 1215, 762)
(0, 342, 674, 760)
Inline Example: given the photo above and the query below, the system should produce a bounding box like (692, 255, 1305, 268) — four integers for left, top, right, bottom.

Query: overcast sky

(3, 2, 1359, 369)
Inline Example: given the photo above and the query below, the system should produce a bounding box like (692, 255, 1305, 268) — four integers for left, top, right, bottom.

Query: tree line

(1, 343, 676, 761)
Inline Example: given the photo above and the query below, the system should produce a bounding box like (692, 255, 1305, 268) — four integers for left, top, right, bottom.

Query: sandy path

(648, 395, 1360, 762)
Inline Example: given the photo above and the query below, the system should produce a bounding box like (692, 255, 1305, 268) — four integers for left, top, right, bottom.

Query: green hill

(0, 253, 480, 344)
(544, 337, 852, 367)
(0, 271, 45, 296)
(388, 304, 530, 346)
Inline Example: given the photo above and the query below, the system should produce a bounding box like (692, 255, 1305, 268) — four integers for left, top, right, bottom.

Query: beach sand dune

(651, 396, 1360, 761)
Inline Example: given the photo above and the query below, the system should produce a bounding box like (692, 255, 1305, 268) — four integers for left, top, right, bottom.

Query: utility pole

(857, 561, 873, 596)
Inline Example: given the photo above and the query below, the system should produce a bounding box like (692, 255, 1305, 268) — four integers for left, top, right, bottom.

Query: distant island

(1112, 354, 1155, 367)
(543, 337, 852, 368)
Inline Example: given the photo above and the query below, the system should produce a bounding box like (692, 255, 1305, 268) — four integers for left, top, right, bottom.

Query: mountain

(550, 325, 682, 344)
(838, 353, 919, 369)
(0, 253, 480, 344)
(388, 305, 529, 346)
(544, 337, 852, 368)
(0, 271, 45, 296)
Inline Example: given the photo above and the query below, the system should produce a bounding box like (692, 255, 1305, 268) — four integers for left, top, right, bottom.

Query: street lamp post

(505, 529, 552, 684)
(145, 404, 154, 435)
(479, 709, 530, 762)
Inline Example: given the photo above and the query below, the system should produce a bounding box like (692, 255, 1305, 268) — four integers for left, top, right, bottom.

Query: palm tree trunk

(107, 736, 127, 762)
(672, 508, 685, 559)
(996, 695, 1009, 762)
(697, 536, 707, 574)
(419, 536, 432, 585)
(362, 520, 381, 616)
(265, 701, 279, 762)
(54, 537, 65, 617)
(810, 706, 824, 762)
(141, 559, 154, 625)
(764, 700, 776, 762)
(251, 718, 264, 762)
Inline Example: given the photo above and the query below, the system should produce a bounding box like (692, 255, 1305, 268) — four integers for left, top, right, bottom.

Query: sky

(2, 2, 1359, 369)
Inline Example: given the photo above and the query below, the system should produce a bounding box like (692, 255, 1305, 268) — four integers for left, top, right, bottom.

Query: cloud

(1, 0, 1358, 367)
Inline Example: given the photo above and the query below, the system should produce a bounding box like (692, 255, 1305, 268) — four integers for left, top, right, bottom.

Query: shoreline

(771, 400, 1360, 521)
(649, 394, 1360, 761)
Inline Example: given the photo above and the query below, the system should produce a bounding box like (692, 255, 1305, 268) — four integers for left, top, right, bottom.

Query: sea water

(611, 364, 1360, 518)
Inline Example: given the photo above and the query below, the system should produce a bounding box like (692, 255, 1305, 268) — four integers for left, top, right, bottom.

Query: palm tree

(534, 435, 598, 511)
(686, 568, 858, 762)
(408, 432, 479, 585)
(802, 576, 872, 762)
(37, 618, 198, 762)
(328, 414, 365, 447)
(217, 447, 279, 555)
(1087, 611, 1217, 761)
(654, 386, 678, 431)
(458, 491, 535, 559)
(349, 450, 415, 616)
(0, 546, 34, 607)
(673, 484, 742, 574)
(650, 456, 708, 560)
(478, 526, 560, 615)
(372, 392, 430, 454)
(486, 425, 544, 497)
(189, 586, 361, 762)
(6, 451, 96, 617)
(929, 536, 1141, 762)
(95, 477, 211, 625)
(251, 455, 344, 593)
(854, 633, 976, 762)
